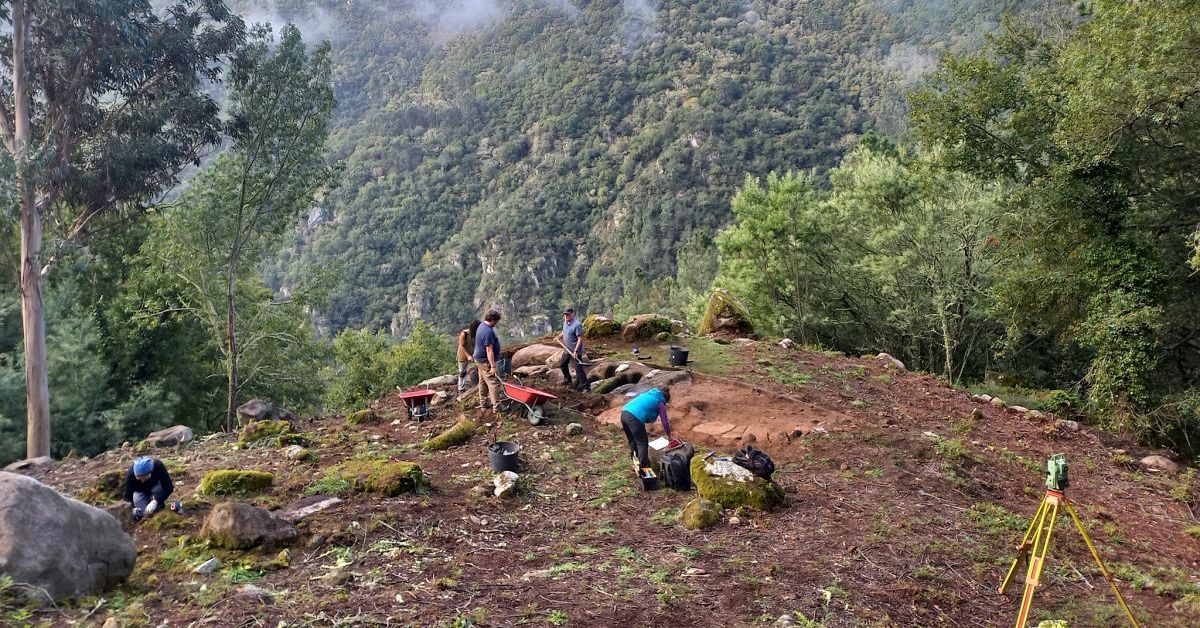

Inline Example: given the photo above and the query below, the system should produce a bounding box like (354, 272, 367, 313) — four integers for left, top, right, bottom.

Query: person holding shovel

(557, 308, 589, 392)
(456, 320, 481, 392)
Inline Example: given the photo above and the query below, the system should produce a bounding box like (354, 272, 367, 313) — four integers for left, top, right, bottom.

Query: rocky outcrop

(144, 425, 194, 448)
(1140, 455, 1182, 474)
(236, 399, 295, 424)
(0, 472, 136, 602)
(621, 314, 673, 342)
(698, 288, 755, 337)
(511, 344, 560, 368)
(201, 502, 298, 550)
(583, 315, 622, 338)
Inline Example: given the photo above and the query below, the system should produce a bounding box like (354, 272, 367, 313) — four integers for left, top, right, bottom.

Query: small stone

(774, 616, 795, 628)
(103, 619, 119, 628)
(566, 423, 584, 437)
(192, 557, 220, 575)
(778, 338, 795, 349)
(728, 516, 741, 526)
(971, 408, 984, 422)
(307, 534, 326, 550)
(283, 445, 311, 461)
(1009, 405, 1030, 414)
(238, 583, 275, 603)
(539, 452, 553, 462)
(810, 426, 828, 435)
(493, 471, 520, 499)
(469, 485, 488, 498)
(839, 463, 850, 471)
(1140, 455, 1181, 474)
(1056, 419, 1079, 432)
(990, 397, 1007, 408)
(321, 567, 352, 586)
(684, 567, 708, 577)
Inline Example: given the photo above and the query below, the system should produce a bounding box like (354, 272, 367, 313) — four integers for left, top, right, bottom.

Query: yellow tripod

(999, 488, 1139, 627)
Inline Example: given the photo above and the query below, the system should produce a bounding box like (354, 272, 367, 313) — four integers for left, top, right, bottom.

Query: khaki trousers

(477, 361, 502, 408)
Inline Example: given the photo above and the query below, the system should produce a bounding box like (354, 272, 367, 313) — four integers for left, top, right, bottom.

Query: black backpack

(660, 451, 692, 491)
(733, 445, 775, 480)
(659, 442, 695, 491)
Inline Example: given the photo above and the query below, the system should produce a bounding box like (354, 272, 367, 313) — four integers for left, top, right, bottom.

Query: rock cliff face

(0, 472, 136, 602)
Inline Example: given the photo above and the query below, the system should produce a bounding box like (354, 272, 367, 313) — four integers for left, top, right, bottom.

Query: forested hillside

(263, 0, 1028, 336)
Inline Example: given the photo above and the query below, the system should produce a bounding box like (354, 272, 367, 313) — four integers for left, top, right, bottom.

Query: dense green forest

(4, 0, 1199, 465)
(263, 0, 1029, 336)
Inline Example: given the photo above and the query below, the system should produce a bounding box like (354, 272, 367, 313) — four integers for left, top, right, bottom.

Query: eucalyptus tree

(0, 0, 242, 458)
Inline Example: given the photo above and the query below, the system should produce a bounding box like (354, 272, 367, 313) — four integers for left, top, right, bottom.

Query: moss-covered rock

(583, 314, 622, 339)
(239, 420, 292, 444)
(592, 377, 623, 394)
(345, 409, 379, 426)
(422, 417, 479, 451)
(78, 469, 124, 504)
(680, 498, 724, 530)
(698, 288, 755, 337)
(198, 470, 274, 496)
(621, 314, 673, 342)
(329, 460, 424, 496)
(690, 455, 784, 511)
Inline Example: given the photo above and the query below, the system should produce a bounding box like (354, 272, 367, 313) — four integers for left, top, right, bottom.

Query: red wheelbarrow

(398, 388, 438, 421)
(502, 381, 557, 425)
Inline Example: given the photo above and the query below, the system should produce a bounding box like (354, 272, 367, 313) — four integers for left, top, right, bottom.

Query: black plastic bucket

(669, 346, 689, 367)
(488, 441, 520, 472)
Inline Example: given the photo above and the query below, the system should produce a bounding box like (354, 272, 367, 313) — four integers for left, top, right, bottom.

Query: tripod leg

(1015, 496, 1059, 628)
(1000, 496, 1048, 594)
(1063, 499, 1141, 628)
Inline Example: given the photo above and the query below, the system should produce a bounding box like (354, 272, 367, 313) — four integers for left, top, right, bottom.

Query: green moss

(239, 420, 292, 444)
(329, 460, 424, 496)
(697, 288, 755, 336)
(422, 418, 479, 451)
(198, 470, 274, 496)
(142, 510, 188, 532)
(690, 456, 784, 511)
(345, 409, 379, 426)
(592, 377, 623, 394)
(583, 314, 622, 338)
(680, 498, 723, 530)
(78, 468, 125, 504)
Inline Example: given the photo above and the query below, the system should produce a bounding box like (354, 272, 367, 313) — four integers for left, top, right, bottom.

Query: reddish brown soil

(19, 339, 1200, 627)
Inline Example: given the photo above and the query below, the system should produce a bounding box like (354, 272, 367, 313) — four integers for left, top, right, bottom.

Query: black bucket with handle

(488, 441, 520, 473)
(669, 346, 689, 367)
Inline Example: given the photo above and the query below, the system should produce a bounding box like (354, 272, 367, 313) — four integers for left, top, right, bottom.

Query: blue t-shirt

(474, 322, 500, 363)
(563, 318, 584, 352)
(623, 388, 666, 423)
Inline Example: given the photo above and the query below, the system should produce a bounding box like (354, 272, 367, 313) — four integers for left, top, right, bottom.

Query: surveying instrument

(999, 454, 1139, 627)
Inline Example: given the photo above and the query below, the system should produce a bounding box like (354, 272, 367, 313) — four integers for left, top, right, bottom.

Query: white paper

(649, 436, 670, 451)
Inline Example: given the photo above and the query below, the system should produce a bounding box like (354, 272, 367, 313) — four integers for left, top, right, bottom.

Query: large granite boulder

(0, 472, 136, 602)
(3, 456, 55, 473)
(236, 399, 295, 425)
(201, 502, 298, 550)
(144, 425, 194, 448)
(621, 314, 673, 342)
(512, 344, 561, 368)
(697, 288, 755, 337)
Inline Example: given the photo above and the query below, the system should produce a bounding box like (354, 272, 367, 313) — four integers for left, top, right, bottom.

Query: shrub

(326, 323, 454, 410)
(198, 470, 274, 496)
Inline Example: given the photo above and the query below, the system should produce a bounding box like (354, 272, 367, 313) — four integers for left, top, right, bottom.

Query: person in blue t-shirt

(621, 387, 673, 471)
(474, 310, 504, 411)
(556, 308, 588, 391)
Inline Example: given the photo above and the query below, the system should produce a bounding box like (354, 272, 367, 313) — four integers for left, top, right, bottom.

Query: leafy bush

(326, 322, 454, 410)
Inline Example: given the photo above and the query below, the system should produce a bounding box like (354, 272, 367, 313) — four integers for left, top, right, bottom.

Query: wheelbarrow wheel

(527, 405, 543, 426)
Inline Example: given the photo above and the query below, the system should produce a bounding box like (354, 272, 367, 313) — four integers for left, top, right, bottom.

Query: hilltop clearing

(14, 338, 1200, 627)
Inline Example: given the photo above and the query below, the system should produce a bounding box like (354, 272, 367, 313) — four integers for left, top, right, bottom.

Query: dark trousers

(132, 482, 171, 510)
(559, 349, 588, 388)
(621, 411, 650, 469)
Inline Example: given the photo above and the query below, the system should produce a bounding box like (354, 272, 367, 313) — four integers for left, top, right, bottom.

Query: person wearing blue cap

(123, 456, 177, 520)
(621, 387, 673, 472)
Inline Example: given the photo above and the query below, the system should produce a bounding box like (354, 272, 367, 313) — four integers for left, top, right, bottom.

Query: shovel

(557, 340, 593, 366)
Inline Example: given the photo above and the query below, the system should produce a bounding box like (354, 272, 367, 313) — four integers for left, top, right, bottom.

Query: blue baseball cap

(133, 457, 154, 476)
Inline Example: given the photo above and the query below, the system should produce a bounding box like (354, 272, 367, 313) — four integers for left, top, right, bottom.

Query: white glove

(146, 500, 159, 515)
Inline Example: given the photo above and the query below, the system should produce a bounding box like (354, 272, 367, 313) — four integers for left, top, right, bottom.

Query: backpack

(659, 442, 695, 491)
(660, 451, 692, 491)
(733, 445, 775, 480)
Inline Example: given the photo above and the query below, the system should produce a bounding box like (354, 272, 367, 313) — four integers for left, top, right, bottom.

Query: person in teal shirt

(621, 387, 672, 470)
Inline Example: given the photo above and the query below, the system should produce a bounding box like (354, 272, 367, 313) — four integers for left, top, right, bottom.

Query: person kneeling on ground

(123, 456, 178, 521)
(621, 387, 673, 473)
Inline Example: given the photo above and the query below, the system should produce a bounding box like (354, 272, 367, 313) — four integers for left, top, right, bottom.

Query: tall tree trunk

(13, 0, 51, 459)
(225, 271, 238, 432)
